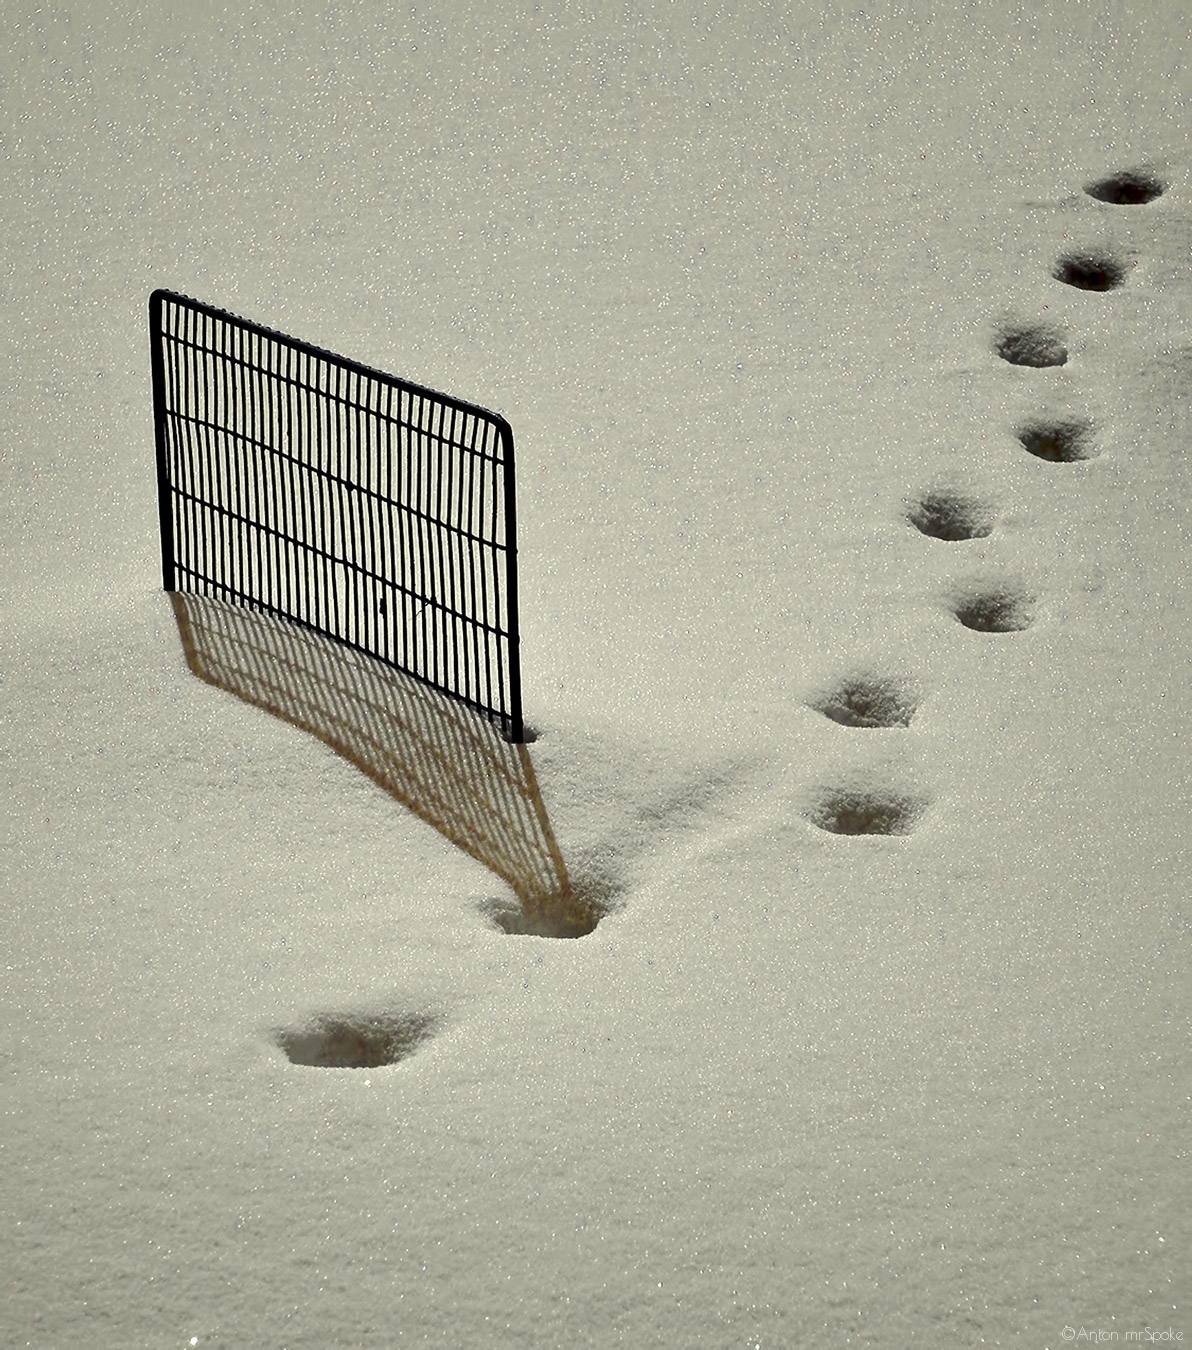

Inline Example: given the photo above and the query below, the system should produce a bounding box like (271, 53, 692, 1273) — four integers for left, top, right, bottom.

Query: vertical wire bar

(205, 306, 224, 595)
(225, 312, 245, 603)
(329, 362, 346, 640)
(415, 397, 432, 685)
(476, 422, 497, 723)
(490, 420, 507, 725)
(327, 358, 344, 639)
(150, 293, 176, 591)
(335, 365, 351, 644)
(430, 400, 449, 692)
(441, 402, 461, 700)
(241, 321, 260, 608)
(307, 350, 328, 635)
(361, 375, 376, 653)
(413, 396, 433, 685)
(279, 338, 298, 621)
(179, 300, 200, 591)
(380, 384, 398, 666)
(458, 414, 475, 706)
(499, 417, 523, 742)
(344, 367, 364, 649)
(203, 308, 221, 595)
(263, 335, 283, 615)
(234, 317, 250, 598)
(240, 320, 259, 607)
(296, 347, 313, 626)
(164, 301, 187, 585)
(290, 342, 307, 623)
(177, 300, 195, 588)
(253, 329, 273, 612)
(361, 377, 382, 658)
(476, 422, 493, 717)
(167, 300, 185, 585)
(458, 411, 474, 705)
(400, 391, 417, 674)
(298, 345, 316, 627)
(181, 300, 201, 589)
(214, 314, 234, 602)
(395, 390, 413, 671)
(436, 401, 452, 692)
(463, 419, 485, 722)
(192, 305, 214, 593)
(276, 340, 289, 615)
(314, 348, 333, 631)
(172, 300, 188, 585)
(349, 369, 365, 651)
(457, 413, 477, 708)
(279, 338, 294, 617)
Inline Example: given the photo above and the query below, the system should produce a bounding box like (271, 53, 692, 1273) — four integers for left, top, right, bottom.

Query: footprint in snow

(994, 320, 1069, 368)
(809, 673, 921, 728)
(906, 488, 995, 541)
(1083, 167, 1166, 205)
(1014, 414, 1098, 464)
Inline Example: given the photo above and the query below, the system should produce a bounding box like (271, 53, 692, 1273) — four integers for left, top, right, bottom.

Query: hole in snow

(995, 322, 1068, 368)
(482, 878, 611, 939)
(805, 787, 926, 836)
(952, 586, 1035, 633)
(1052, 252, 1126, 292)
(1015, 416, 1098, 463)
(1083, 169, 1165, 205)
(810, 674, 920, 728)
(277, 1012, 439, 1068)
(906, 489, 995, 541)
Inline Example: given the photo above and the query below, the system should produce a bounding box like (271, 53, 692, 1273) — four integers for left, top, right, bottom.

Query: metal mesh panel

(170, 593, 581, 924)
(151, 289, 522, 741)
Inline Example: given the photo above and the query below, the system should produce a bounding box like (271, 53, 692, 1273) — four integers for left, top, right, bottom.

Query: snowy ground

(3, 2, 1190, 1346)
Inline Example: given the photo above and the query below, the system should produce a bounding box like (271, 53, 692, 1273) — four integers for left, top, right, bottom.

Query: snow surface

(3, 1, 1191, 1345)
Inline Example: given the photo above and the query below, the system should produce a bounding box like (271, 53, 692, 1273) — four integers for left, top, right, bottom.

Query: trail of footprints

(278, 168, 1169, 1067)
(802, 165, 1166, 836)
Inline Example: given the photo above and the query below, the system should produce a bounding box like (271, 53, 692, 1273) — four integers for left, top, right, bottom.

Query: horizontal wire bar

(165, 410, 506, 544)
(160, 331, 508, 461)
(171, 505, 508, 637)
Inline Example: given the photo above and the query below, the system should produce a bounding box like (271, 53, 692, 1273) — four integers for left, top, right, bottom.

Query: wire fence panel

(151, 289, 523, 741)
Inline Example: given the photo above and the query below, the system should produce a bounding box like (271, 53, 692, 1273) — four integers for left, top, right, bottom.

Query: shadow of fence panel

(170, 593, 596, 937)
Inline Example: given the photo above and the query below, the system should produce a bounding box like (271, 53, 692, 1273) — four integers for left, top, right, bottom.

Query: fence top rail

(150, 289, 513, 445)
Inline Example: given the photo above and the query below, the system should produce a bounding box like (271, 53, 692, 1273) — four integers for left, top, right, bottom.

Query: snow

(3, 1, 1190, 1345)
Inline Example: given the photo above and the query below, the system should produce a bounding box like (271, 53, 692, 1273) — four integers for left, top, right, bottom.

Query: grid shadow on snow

(171, 592, 600, 938)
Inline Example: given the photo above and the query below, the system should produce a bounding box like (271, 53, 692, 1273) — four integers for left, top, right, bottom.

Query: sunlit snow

(4, 2, 1190, 1346)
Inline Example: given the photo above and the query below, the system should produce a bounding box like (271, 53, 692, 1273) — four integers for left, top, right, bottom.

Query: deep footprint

(277, 1012, 439, 1067)
(952, 586, 1035, 632)
(810, 674, 920, 728)
(805, 787, 927, 836)
(1084, 169, 1165, 205)
(484, 896, 603, 938)
(1052, 251, 1126, 291)
(907, 489, 994, 541)
(481, 873, 615, 939)
(995, 322, 1068, 368)
(1015, 416, 1097, 463)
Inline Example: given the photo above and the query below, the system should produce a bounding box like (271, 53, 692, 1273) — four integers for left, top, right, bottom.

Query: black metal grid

(151, 289, 523, 741)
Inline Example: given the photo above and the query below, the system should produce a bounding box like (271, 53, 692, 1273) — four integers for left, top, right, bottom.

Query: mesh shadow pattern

(152, 290, 522, 740)
(171, 592, 587, 928)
